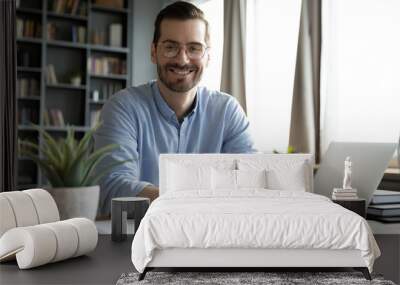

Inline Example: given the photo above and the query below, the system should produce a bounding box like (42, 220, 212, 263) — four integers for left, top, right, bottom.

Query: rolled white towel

(0, 191, 39, 227)
(0, 196, 17, 237)
(24, 189, 60, 224)
(0, 218, 98, 269)
(0, 189, 60, 238)
(0, 225, 57, 268)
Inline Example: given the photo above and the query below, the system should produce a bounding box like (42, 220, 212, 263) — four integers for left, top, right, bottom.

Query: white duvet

(131, 190, 380, 273)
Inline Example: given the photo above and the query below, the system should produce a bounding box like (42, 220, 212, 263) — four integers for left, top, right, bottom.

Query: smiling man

(94, 1, 255, 215)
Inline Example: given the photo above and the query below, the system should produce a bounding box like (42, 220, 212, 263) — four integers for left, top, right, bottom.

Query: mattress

(131, 190, 380, 273)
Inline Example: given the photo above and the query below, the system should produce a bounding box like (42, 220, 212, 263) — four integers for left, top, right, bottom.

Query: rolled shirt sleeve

(221, 97, 257, 153)
(94, 96, 151, 216)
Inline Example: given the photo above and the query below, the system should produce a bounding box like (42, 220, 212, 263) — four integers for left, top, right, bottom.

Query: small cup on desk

(111, 197, 150, 242)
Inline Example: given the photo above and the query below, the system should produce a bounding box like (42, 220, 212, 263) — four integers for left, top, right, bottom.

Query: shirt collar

(151, 80, 200, 123)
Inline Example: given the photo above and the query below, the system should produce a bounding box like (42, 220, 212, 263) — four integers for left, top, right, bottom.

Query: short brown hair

(153, 1, 210, 46)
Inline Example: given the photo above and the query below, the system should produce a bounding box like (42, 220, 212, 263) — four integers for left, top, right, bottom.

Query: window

(246, 0, 302, 152)
(198, 0, 224, 91)
(321, 0, 400, 153)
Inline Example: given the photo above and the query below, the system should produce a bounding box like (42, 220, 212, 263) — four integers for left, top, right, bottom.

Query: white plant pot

(47, 186, 100, 221)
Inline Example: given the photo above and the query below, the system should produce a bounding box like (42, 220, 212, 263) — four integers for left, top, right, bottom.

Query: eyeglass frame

(156, 40, 210, 60)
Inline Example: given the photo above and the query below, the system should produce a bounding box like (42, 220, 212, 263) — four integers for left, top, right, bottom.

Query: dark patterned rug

(116, 271, 396, 285)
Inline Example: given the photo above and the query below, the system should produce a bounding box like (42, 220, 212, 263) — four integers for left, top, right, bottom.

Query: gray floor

(0, 235, 134, 285)
(1, 234, 398, 285)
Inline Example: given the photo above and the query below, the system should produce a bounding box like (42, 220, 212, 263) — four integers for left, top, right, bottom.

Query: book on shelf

(48, 23, 86, 43)
(43, 109, 50, 126)
(17, 18, 42, 38)
(46, 65, 58, 84)
(17, 78, 40, 97)
(91, 29, 106, 45)
(72, 26, 86, 43)
(109, 23, 122, 47)
(370, 189, 400, 205)
(367, 204, 400, 217)
(18, 107, 38, 125)
(94, 0, 124, 9)
(46, 109, 65, 127)
(51, 0, 84, 15)
(47, 23, 56, 40)
(91, 83, 122, 102)
(89, 110, 101, 128)
(88, 56, 126, 76)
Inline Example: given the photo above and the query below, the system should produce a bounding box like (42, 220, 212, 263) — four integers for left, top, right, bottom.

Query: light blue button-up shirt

(94, 80, 255, 215)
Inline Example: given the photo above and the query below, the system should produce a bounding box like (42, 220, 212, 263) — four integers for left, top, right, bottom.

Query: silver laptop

(314, 142, 397, 205)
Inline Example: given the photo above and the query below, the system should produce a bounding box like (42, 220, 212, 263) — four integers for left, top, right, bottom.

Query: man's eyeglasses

(158, 41, 209, 60)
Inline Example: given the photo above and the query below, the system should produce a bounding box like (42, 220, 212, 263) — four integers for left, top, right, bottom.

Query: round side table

(111, 197, 150, 242)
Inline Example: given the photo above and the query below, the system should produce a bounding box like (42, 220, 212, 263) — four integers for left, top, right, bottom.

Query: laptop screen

(314, 142, 397, 205)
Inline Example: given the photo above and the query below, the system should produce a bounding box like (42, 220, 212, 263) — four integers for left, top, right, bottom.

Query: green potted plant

(20, 125, 128, 221)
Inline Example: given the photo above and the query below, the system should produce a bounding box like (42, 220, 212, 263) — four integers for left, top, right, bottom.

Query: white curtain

(321, 0, 400, 156)
(198, 0, 224, 91)
(246, 0, 302, 152)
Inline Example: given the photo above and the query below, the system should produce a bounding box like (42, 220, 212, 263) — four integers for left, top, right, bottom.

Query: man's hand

(137, 185, 159, 203)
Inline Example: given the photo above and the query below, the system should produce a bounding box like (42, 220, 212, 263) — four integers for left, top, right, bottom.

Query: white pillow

(238, 158, 310, 191)
(211, 168, 237, 190)
(237, 169, 268, 189)
(167, 163, 212, 192)
(267, 163, 307, 191)
(211, 169, 268, 191)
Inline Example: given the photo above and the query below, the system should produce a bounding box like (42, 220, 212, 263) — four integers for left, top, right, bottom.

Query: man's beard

(157, 63, 203, 93)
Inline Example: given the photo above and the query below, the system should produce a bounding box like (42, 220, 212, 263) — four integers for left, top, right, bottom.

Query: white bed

(131, 154, 380, 280)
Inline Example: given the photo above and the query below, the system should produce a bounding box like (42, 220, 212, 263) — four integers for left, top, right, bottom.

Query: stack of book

(367, 190, 400, 223)
(332, 188, 358, 200)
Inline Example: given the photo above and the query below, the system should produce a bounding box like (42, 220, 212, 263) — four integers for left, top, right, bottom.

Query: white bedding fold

(131, 190, 380, 273)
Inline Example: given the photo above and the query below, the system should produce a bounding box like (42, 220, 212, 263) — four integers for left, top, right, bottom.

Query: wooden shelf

(90, 44, 128, 54)
(46, 83, 87, 90)
(47, 40, 87, 49)
(91, 5, 129, 14)
(90, 73, 127, 80)
(16, 7, 42, 15)
(17, 37, 43, 44)
(17, 66, 42, 73)
(18, 125, 38, 131)
(47, 11, 87, 21)
(18, 96, 41, 101)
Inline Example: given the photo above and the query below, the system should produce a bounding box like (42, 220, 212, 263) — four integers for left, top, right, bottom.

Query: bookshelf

(16, 0, 132, 189)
